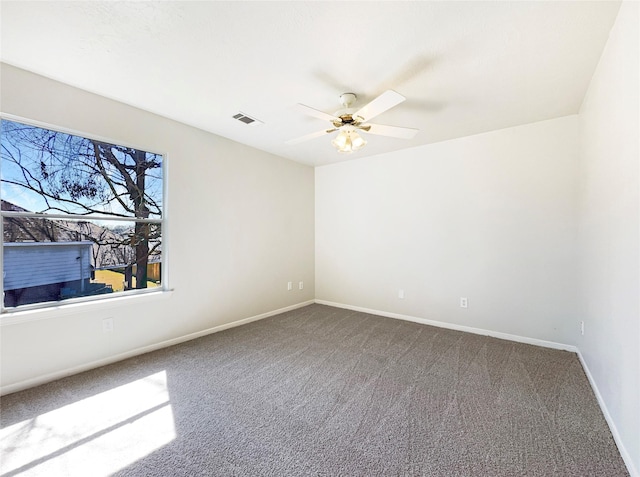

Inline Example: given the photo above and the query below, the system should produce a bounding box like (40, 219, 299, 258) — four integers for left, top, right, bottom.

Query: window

(1, 117, 165, 311)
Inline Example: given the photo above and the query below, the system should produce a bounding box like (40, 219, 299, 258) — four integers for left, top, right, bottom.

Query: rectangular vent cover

(232, 112, 263, 126)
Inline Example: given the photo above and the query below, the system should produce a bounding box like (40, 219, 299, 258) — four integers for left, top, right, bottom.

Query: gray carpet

(0, 304, 629, 476)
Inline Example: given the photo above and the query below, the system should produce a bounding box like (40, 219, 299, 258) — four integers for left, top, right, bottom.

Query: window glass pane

(0, 119, 162, 219)
(3, 217, 162, 308)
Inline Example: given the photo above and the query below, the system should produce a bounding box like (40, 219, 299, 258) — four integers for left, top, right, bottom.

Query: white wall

(316, 115, 580, 345)
(0, 64, 315, 391)
(577, 1, 639, 474)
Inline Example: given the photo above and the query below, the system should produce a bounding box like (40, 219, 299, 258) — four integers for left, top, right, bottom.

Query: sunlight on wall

(0, 371, 176, 476)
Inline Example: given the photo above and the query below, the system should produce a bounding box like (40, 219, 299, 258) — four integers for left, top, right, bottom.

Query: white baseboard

(0, 300, 315, 396)
(315, 299, 637, 477)
(315, 299, 577, 352)
(576, 351, 639, 477)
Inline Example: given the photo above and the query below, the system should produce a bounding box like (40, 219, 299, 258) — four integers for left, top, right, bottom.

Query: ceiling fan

(286, 90, 418, 153)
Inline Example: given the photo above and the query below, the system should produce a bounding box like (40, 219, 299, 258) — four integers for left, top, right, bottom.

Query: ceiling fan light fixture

(332, 130, 367, 153)
(351, 132, 366, 150)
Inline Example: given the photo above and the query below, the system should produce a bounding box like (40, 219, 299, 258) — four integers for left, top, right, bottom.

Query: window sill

(0, 289, 175, 326)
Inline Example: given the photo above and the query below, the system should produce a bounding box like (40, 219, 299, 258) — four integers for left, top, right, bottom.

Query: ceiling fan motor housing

(332, 114, 363, 128)
(333, 93, 361, 123)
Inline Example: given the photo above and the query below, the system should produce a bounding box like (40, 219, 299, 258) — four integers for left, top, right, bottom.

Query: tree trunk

(134, 222, 149, 288)
(133, 150, 149, 289)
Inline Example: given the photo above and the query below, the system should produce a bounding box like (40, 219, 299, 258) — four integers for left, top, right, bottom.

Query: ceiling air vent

(232, 112, 263, 126)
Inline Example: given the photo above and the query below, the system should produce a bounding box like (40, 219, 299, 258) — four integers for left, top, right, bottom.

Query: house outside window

(0, 117, 165, 311)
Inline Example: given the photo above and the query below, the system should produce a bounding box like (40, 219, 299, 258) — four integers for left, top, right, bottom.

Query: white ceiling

(0, 1, 621, 167)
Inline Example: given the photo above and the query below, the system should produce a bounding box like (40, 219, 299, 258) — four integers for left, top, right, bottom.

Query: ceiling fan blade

(285, 128, 337, 145)
(295, 103, 340, 122)
(353, 90, 406, 122)
(359, 123, 418, 139)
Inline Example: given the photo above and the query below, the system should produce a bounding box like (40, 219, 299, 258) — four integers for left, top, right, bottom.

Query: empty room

(0, 1, 638, 476)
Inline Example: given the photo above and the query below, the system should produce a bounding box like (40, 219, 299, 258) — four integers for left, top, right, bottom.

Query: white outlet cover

(102, 317, 114, 332)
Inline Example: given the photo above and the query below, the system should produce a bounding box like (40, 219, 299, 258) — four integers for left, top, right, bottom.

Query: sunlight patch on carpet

(0, 371, 176, 477)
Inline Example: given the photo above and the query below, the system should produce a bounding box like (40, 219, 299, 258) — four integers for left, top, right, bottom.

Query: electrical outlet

(102, 317, 114, 333)
(580, 321, 585, 336)
(460, 297, 468, 308)
(287, 281, 292, 291)
(398, 289, 405, 299)
(299, 281, 304, 290)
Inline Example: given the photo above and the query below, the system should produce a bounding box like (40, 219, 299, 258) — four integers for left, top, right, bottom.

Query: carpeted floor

(0, 304, 629, 476)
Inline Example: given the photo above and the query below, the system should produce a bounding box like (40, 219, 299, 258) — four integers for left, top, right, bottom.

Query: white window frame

(0, 113, 169, 315)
